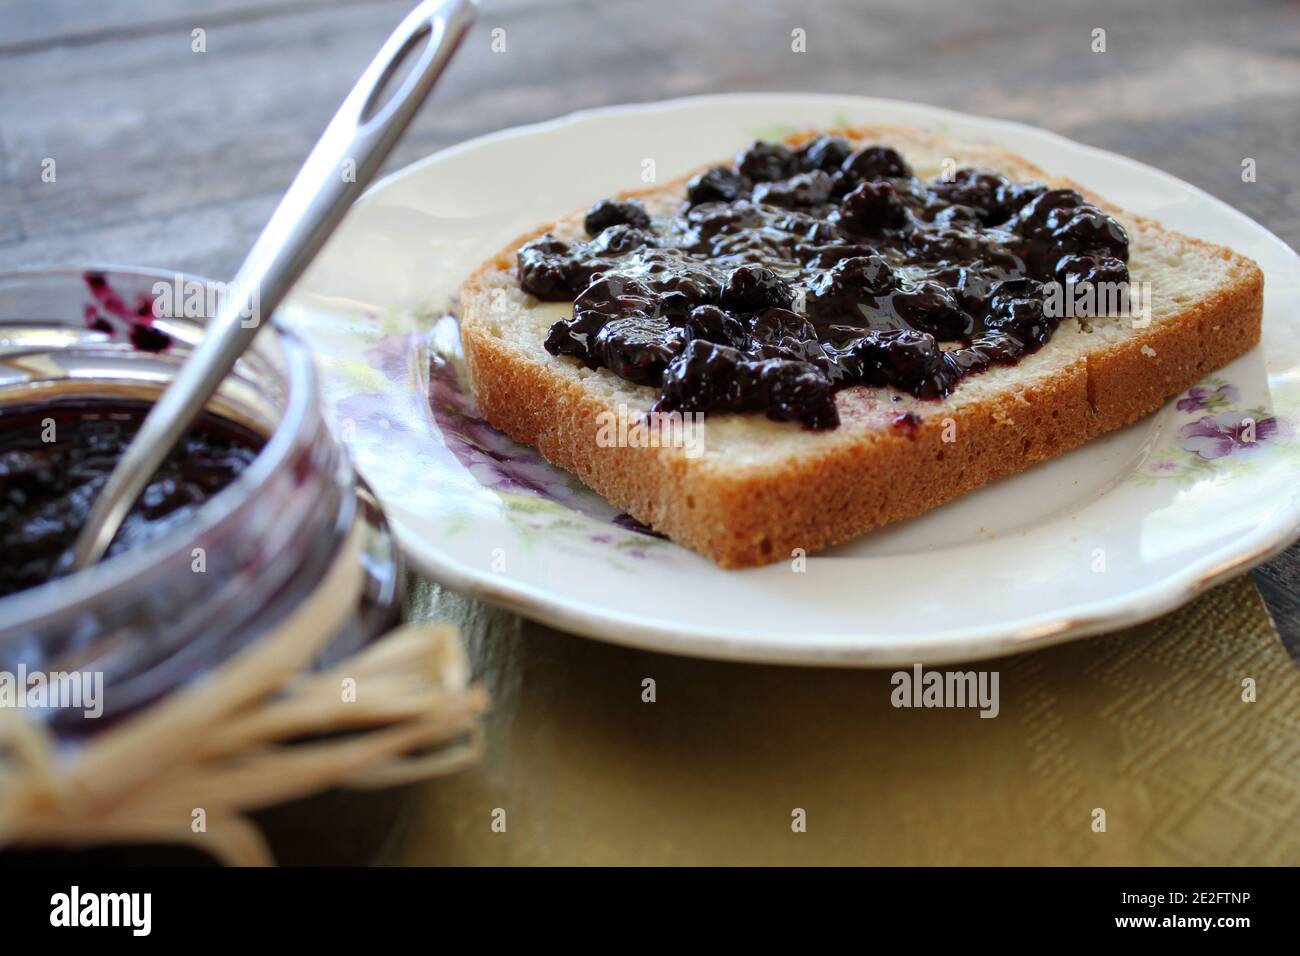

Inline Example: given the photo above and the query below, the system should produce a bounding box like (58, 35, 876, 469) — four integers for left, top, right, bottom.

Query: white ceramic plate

(282, 93, 1300, 666)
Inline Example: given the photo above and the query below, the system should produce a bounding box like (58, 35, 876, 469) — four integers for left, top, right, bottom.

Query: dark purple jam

(519, 137, 1130, 429)
(0, 398, 264, 598)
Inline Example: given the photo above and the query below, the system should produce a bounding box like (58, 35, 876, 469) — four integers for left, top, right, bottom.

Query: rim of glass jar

(0, 264, 326, 630)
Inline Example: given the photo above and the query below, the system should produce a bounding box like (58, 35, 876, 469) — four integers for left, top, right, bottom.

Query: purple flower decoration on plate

(427, 352, 587, 507)
(335, 391, 414, 435)
(424, 350, 665, 543)
(1177, 412, 1281, 460)
(1176, 383, 1238, 413)
(365, 331, 415, 384)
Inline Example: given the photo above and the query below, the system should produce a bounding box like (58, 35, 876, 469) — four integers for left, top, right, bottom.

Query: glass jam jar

(0, 266, 401, 741)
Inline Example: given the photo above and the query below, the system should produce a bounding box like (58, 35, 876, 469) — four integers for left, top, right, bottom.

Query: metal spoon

(69, 0, 476, 571)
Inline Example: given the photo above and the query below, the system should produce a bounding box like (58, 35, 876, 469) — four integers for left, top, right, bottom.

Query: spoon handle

(70, 0, 477, 571)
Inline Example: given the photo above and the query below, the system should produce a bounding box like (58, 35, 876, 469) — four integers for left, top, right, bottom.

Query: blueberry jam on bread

(519, 136, 1131, 429)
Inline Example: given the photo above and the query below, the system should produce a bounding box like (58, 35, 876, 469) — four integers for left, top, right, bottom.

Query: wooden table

(2, 0, 1298, 864)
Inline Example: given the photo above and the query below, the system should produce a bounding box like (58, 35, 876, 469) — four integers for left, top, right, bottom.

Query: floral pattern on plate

(321, 308, 669, 568)
(1135, 377, 1296, 484)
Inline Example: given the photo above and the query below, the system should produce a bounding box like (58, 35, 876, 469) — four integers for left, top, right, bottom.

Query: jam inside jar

(0, 268, 401, 739)
(0, 398, 265, 598)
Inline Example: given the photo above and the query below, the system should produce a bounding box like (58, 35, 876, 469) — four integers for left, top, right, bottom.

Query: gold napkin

(394, 573, 1298, 865)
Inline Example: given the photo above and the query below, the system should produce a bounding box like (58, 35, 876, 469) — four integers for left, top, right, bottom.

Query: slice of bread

(460, 126, 1263, 568)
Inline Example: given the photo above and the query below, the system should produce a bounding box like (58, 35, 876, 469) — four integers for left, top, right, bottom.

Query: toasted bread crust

(460, 128, 1264, 568)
